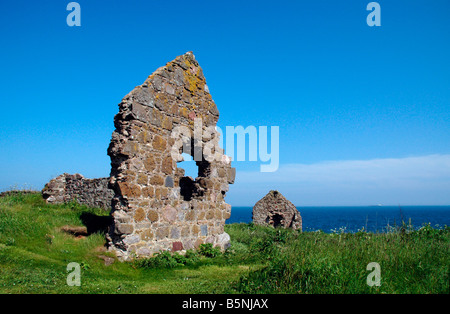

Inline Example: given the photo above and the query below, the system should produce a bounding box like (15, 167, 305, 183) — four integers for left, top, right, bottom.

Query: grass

(0, 192, 448, 294)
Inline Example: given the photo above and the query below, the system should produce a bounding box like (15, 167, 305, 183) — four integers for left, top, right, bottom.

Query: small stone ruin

(252, 190, 302, 230)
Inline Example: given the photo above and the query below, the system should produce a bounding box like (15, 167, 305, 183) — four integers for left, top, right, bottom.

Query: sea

(226, 206, 450, 233)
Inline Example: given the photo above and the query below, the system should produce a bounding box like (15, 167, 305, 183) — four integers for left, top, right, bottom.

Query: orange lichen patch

(142, 186, 155, 198)
(118, 181, 142, 198)
(183, 67, 204, 93)
(137, 130, 151, 144)
(134, 208, 146, 222)
(179, 107, 189, 119)
(147, 210, 159, 223)
(152, 135, 167, 151)
(140, 229, 154, 241)
(149, 175, 164, 186)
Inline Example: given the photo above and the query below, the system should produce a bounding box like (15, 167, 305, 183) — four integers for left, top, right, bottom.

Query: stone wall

(107, 52, 235, 260)
(253, 190, 302, 230)
(0, 190, 38, 198)
(42, 173, 113, 210)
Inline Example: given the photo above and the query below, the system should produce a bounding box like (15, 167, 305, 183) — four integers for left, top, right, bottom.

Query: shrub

(135, 248, 209, 269)
(198, 243, 222, 258)
(136, 251, 181, 269)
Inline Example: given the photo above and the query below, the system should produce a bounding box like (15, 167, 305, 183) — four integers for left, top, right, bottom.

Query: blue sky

(0, 0, 449, 206)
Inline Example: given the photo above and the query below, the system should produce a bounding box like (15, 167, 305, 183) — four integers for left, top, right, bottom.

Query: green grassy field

(0, 192, 448, 294)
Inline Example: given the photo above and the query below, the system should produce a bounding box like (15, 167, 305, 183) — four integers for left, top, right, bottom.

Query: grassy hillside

(0, 192, 448, 294)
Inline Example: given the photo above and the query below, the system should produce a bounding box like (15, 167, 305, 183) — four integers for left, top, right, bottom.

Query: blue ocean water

(227, 206, 450, 233)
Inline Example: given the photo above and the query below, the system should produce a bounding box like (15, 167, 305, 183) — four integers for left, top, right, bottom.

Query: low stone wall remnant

(42, 173, 113, 210)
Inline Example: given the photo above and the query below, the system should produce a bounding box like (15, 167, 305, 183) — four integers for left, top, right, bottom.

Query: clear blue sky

(1, 0, 449, 206)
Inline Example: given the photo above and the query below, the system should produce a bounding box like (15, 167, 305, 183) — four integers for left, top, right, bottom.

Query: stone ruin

(42, 173, 113, 210)
(252, 190, 302, 230)
(42, 52, 235, 260)
(106, 52, 235, 259)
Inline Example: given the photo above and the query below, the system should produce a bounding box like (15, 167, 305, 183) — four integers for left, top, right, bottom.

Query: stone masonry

(253, 190, 302, 230)
(42, 173, 113, 210)
(107, 52, 235, 260)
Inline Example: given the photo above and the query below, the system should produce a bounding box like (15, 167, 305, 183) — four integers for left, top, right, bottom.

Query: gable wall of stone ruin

(107, 52, 235, 259)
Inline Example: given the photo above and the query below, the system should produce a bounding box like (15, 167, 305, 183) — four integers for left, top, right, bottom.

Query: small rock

(98, 255, 115, 266)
